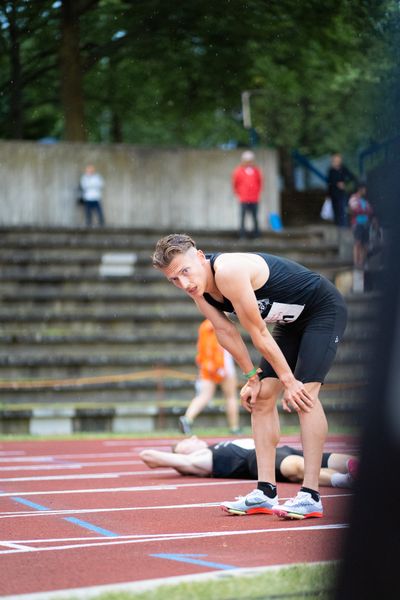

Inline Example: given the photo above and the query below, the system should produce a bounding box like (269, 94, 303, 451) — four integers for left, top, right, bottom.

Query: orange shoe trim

(274, 509, 323, 520)
(221, 506, 274, 516)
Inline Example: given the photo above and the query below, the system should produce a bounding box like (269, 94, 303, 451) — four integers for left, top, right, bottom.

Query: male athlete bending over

(152, 234, 347, 519)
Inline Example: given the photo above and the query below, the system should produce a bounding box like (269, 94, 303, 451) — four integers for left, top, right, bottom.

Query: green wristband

(244, 367, 258, 379)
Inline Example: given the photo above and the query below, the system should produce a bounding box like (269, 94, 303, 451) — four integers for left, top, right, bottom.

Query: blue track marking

(10, 496, 119, 537)
(11, 497, 50, 511)
(151, 553, 237, 570)
(64, 517, 119, 537)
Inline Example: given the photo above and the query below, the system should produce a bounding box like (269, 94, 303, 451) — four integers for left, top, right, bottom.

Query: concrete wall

(0, 141, 279, 230)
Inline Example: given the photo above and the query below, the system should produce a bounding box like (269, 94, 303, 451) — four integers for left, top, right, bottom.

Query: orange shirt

(196, 319, 225, 383)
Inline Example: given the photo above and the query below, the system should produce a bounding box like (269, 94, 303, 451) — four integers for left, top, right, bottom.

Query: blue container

(269, 213, 283, 231)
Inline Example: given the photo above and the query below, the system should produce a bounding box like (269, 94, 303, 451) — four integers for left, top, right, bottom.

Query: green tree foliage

(0, 0, 397, 158)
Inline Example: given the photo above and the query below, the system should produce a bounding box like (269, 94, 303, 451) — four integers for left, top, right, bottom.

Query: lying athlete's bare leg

(279, 455, 305, 482)
(327, 453, 356, 473)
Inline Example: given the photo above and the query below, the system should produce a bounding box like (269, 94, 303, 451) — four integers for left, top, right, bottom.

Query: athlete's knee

(280, 455, 304, 482)
(251, 397, 277, 420)
(255, 379, 281, 411)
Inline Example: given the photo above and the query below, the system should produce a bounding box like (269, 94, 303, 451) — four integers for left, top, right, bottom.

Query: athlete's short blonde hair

(152, 233, 196, 269)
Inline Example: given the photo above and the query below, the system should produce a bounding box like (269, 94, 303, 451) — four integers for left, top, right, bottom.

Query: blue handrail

(291, 149, 328, 184)
(359, 134, 400, 176)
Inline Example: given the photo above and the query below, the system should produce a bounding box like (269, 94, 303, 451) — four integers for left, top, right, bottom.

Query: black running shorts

(259, 277, 347, 384)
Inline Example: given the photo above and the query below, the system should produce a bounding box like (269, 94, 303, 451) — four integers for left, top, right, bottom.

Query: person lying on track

(139, 435, 358, 516)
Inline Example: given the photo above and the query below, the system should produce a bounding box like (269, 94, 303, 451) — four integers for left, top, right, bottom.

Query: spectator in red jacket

(232, 150, 263, 239)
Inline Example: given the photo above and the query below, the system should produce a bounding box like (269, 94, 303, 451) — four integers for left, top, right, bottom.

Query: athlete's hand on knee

(240, 379, 260, 412)
(282, 381, 314, 413)
(240, 384, 252, 412)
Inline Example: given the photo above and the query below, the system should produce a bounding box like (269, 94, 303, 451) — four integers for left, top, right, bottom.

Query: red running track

(0, 435, 358, 598)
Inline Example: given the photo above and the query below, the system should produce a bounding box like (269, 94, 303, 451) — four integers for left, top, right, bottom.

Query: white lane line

(0, 452, 144, 463)
(0, 460, 143, 472)
(0, 521, 349, 545)
(102, 440, 180, 447)
(0, 470, 156, 482)
(0, 493, 351, 519)
(0, 479, 252, 498)
(0, 501, 221, 518)
(0, 451, 26, 456)
(0, 541, 34, 551)
(0, 465, 82, 472)
(0, 522, 349, 555)
(0, 446, 358, 462)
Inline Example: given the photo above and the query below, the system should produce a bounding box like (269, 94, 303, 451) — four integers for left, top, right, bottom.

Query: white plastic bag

(320, 197, 334, 221)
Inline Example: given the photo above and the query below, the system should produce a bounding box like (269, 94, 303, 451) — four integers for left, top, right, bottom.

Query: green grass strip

(49, 561, 340, 600)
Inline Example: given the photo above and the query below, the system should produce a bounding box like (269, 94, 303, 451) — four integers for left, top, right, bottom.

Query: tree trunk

(108, 57, 123, 143)
(111, 112, 123, 143)
(59, 0, 86, 141)
(8, 2, 23, 139)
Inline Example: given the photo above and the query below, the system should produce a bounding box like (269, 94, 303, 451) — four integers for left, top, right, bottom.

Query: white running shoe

(178, 416, 192, 435)
(272, 491, 323, 520)
(221, 488, 278, 516)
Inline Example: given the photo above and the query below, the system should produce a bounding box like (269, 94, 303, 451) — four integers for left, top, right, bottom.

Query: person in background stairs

(232, 150, 263, 239)
(178, 319, 240, 435)
(348, 183, 375, 270)
(152, 234, 348, 521)
(79, 164, 105, 227)
(327, 153, 357, 228)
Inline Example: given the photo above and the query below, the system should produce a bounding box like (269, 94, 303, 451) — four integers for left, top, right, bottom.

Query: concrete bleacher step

(0, 224, 331, 245)
(0, 239, 340, 259)
(0, 348, 370, 377)
(0, 329, 376, 358)
(0, 224, 375, 433)
(0, 289, 378, 316)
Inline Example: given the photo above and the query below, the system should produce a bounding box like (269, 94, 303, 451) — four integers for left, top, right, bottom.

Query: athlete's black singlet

(210, 439, 258, 479)
(204, 253, 321, 325)
(203, 251, 347, 383)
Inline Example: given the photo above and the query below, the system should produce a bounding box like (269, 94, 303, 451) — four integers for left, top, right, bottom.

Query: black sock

(257, 481, 277, 498)
(300, 486, 320, 502)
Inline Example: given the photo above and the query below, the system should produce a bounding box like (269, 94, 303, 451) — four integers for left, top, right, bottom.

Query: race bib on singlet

(227, 298, 305, 325)
(263, 301, 305, 324)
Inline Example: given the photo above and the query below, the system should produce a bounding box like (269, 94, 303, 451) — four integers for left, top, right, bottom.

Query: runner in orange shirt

(179, 319, 240, 434)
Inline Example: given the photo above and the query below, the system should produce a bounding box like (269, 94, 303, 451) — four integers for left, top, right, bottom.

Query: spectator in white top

(80, 164, 105, 227)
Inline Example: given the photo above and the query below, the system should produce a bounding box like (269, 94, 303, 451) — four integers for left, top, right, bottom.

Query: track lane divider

(151, 553, 237, 571)
(0, 523, 350, 556)
(7, 495, 119, 538)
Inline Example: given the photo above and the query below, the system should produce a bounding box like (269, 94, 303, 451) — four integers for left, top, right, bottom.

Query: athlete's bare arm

(194, 297, 255, 375)
(139, 449, 212, 476)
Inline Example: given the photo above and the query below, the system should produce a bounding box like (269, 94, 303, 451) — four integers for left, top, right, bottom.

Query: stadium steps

(0, 225, 375, 434)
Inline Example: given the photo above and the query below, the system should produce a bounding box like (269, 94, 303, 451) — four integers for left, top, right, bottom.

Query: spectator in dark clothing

(327, 154, 357, 227)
